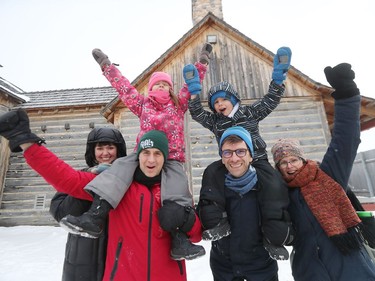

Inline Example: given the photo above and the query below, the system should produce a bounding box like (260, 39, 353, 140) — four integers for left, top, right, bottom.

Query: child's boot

(202, 215, 231, 241)
(170, 230, 206, 260)
(59, 193, 112, 238)
(263, 238, 289, 260)
(199, 43, 213, 65)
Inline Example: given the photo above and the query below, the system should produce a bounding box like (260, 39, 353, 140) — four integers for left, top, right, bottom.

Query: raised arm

(92, 49, 144, 117)
(244, 47, 292, 121)
(319, 63, 361, 189)
(0, 109, 94, 200)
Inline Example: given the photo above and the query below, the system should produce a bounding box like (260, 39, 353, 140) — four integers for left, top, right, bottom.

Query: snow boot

(170, 230, 206, 260)
(199, 43, 213, 65)
(202, 217, 231, 241)
(263, 239, 289, 260)
(59, 194, 112, 238)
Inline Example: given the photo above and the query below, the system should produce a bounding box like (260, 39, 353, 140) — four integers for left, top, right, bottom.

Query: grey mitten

(92, 48, 111, 70)
(199, 43, 213, 65)
(0, 109, 45, 152)
(324, 63, 360, 100)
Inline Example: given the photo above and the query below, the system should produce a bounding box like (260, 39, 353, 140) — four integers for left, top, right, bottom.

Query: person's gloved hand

(92, 48, 111, 71)
(199, 43, 213, 65)
(324, 63, 360, 99)
(272, 47, 292, 85)
(88, 163, 112, 174)
(158, 200, 196, 233)
(0, 108, 45, 152)
(183, 64, 201, 95)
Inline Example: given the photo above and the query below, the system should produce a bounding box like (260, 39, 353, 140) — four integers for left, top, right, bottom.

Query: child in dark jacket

(183, 46, 295, 260)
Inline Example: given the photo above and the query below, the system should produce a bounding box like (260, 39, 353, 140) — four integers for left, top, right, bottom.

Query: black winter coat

(198, 159, 290, 280)
(50, 192, 107, 281)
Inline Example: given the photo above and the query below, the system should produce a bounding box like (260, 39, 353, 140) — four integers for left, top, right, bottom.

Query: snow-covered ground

(0, 226, 294, 281)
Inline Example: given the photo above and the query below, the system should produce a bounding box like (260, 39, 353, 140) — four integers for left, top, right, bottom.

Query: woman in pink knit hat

(271, 63, 375, 281)
(60, 45, 213, 263)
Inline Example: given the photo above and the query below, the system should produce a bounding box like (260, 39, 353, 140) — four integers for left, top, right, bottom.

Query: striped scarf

(285, 160, 363, 254)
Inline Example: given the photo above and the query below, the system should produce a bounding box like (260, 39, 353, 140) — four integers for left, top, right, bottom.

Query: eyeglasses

(278, 158, 302, 169)
(222, 149, 248, 158)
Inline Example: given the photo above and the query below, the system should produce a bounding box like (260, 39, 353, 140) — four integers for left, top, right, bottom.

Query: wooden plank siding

(0, 95, 330, 226)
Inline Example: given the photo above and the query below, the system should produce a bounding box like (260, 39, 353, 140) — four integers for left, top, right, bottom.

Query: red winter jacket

(103, 180, 202, 281)
(24, 144, 202, 281)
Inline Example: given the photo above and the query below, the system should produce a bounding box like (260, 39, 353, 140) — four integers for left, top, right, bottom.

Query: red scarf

(285, 160, 363, 253)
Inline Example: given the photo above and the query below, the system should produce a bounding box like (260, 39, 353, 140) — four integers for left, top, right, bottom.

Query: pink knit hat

(271, 138, 305, 165)
(148, 72, 173, 91)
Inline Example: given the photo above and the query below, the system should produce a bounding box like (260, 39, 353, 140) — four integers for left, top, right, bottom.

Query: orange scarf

(285, 160, 363, 254)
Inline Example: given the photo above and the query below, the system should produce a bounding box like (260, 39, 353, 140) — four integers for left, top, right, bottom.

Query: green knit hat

(136, 130, 169, 160)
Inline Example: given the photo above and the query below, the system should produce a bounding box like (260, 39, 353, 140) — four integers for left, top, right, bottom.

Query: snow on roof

(0, 76, 29, 102)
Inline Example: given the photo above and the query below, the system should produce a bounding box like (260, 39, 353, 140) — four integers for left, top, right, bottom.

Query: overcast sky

(1, 0, 374, 151)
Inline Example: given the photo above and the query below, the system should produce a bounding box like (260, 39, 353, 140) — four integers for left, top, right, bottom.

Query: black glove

(158, 200, 196, 233)
(198, 200, 226, 230)
(0, 108, 44, 152)
(324, 63, 360, 100)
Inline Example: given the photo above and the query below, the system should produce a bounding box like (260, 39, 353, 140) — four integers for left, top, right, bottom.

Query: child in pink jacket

(60, 44, 213, 261)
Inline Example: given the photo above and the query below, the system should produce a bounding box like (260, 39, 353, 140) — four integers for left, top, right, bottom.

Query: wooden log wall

(0, 96, 330, 226)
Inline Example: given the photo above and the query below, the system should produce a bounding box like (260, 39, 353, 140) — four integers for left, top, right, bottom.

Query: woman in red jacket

(0, 110, 203, 281)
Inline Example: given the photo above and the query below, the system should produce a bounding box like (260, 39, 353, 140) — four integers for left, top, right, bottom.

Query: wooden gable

(101, 13, 375, 133)
(99, 13, 375, 201)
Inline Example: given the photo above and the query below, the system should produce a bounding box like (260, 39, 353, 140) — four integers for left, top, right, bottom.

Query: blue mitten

(272, 47, 292, 85)
(89, 163, 112, 174)
(183, 64, 201, 95)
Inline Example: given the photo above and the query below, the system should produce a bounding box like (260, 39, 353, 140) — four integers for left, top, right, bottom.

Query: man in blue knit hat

(197, 126, 294, 280)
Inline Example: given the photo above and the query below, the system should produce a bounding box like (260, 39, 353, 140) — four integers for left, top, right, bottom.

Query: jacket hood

(85, 127, 127, 167)
(207, 81, 241, 112)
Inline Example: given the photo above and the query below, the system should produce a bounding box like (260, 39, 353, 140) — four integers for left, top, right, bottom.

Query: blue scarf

(225, 165, 258, 196)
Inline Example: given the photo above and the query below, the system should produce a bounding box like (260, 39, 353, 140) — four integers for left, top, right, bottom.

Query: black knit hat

(136, 130, 169, 160)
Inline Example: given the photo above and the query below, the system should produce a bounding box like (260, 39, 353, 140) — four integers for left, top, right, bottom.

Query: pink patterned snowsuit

(84, 62, 207, 208)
